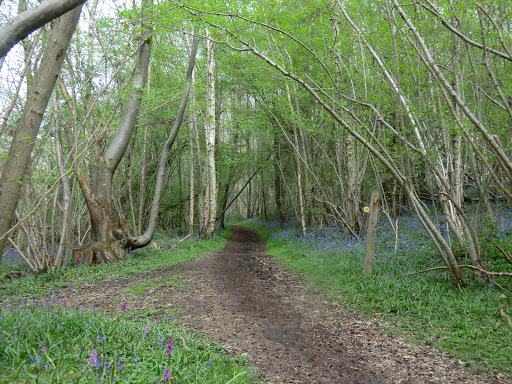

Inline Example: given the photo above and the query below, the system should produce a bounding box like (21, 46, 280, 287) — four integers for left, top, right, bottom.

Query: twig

(484, 236, 512, 265)
(462, 264, 512, 277)
(153, 234, 192, 251)
(409, 264, 512, 278)
(408, 266, 449, 276)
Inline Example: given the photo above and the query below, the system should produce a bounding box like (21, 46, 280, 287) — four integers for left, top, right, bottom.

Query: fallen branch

(151, 234, 191, 251)
(408, 266, 450, 276)
(409, 264, 512, 278)
(1, 270, 26, 280)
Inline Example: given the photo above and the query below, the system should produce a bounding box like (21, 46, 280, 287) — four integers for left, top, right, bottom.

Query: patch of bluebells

(0, 249, 25, 269)
(491, 207, 512, 236)
(259, 213, 462, 281)
(0, 291, 258, 384)
(262, 205, 512, 289)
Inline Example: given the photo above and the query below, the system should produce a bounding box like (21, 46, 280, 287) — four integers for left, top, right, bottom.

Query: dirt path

(68, 225, 507, 383)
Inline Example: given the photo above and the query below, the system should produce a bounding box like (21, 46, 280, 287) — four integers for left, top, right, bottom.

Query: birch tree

(202, 30, 217, 238)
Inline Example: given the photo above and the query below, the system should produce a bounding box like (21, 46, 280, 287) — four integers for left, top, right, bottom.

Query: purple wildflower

(116, 354, 124, 371)
(67, 282, 73, 293)
(98, 331, 105, 343)
(40, 342, 47, 354)
(165, 337, 174, 357)
(162, 369, 171, 382)
(89, 350, 98, 367)
(28, 355, 35, 364)
(159, 337, 165, 349)
(121, 302, 126, 311)
(249, 369, 255, 376)
(144, 325, 150, 338)
(208, 359, 212, 366)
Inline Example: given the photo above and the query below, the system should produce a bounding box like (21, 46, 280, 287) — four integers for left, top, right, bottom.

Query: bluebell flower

(165, 337, 174, 356)
(89, 350, 98, 367)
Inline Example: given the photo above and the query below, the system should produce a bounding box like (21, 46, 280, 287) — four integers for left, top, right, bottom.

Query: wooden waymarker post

(364, 190, 380, 277)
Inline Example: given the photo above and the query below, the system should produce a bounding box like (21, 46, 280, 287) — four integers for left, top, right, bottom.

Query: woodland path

(71, 225, 507, 383)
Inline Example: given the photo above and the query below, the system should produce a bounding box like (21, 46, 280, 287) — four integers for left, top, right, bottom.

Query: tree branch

(0, 0, 87, 58)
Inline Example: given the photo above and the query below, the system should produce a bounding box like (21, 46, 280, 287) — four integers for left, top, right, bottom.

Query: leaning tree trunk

(74, 31, 199, 264)
(74, 0, 153, 264)
(0, 5, 82, 262)
(126, 35, 199, 249)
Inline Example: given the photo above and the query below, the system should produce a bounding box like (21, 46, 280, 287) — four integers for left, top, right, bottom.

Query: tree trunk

(126, 35, 199, 249)
(76, 0, 153, 262)
(188, 102, 196, 236)
(273, 136, 285, 229)
(202, 31, 217, 238)
(285, 82, 307, 236)
(53, 103, 73, 269)
(218, 182, 231, 230)
(0, 5, 82, 261)
(138, 122, 149, 233)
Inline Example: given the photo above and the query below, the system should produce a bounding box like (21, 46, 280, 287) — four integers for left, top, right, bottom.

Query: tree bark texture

(0, 5, 82, 261)
(77, 0, 152, 263)
(203, 32, 217, 239)
(126, 35, 199, 249)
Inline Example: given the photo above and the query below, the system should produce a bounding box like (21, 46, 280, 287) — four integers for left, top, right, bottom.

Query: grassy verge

(241, 219, 512, 377)
(1, 229, 260, 383)
(0, 303, 258, 383)
(0, 232, 227, 302)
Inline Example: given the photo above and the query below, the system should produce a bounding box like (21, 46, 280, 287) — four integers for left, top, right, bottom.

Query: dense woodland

(1, 0, 512, 286)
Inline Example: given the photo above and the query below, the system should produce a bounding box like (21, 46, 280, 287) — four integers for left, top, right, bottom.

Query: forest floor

(57, 225, 508, 383)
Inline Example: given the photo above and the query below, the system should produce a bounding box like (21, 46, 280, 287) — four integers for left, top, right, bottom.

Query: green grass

(0, 234, 226, 302)
(0, 229, 260, 383)
(121, 276, 184, 295)
(242, 219, 512, 377)
(0, 305, 259, 383)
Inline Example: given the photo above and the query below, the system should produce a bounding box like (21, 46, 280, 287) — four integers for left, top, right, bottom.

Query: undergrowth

(0, 300, 257, 383)
(0, 233, 227, 302)
(241, 216, 512, 377)
(0, 229, 259, 383)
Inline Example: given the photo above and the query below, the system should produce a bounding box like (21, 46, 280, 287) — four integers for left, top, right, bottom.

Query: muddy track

(57, 225, 508, 383)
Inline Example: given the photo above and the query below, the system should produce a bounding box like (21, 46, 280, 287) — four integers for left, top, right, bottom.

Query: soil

(50, 226, 509, 383)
